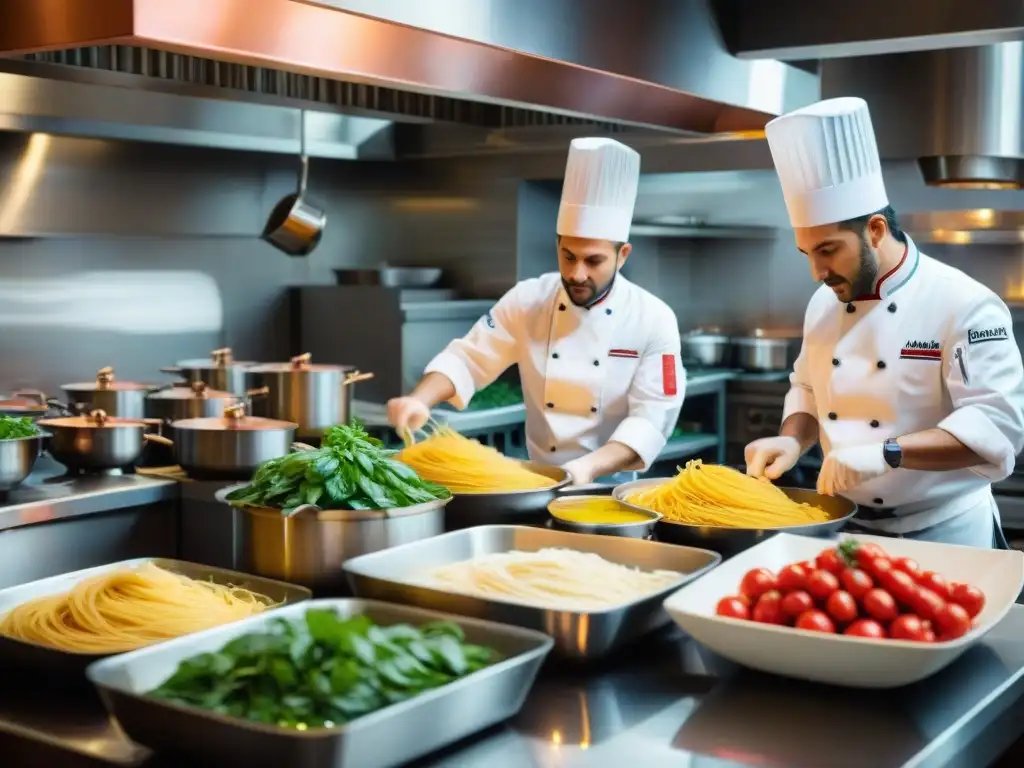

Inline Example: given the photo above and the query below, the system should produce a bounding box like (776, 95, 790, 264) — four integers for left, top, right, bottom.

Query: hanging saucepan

(161, 348, 258, 396)
(38, 409, 160, 472)
(261, 109, 326, 257)
(145, 403, 297, 480)
(0, 389, 49, 420)
(247, 353, 374, 440)
(60, 367, 160, 420)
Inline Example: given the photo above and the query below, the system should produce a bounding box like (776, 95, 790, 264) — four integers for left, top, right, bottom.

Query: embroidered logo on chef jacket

(968, 326, 1008, 345)
(608, 348, 639, 359)
(899, 339, 941, 362)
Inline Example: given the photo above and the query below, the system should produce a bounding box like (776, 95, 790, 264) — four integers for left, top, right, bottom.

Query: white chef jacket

(785, 235, 1024, 533)
(425, 272, 685, 472)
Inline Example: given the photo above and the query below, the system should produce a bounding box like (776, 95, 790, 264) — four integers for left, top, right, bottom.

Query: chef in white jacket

(744, 97, 1024, 548)
(387, 138, 685, 485)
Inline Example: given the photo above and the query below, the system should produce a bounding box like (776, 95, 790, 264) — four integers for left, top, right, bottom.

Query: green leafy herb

(148, 610, 499, 729)
(0, 416, 39, 440)
(225, 422, 449, 514)
(464, 381, 523, 411)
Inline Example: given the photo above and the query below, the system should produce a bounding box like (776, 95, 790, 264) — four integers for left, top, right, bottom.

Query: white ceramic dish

(663, 533, 1024, 688)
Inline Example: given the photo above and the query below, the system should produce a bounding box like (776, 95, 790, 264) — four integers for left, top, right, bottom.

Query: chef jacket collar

(851, 235, 920, 302)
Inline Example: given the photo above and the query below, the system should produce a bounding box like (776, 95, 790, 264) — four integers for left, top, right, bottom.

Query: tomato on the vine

(752, 590, 785, 624)
(716, 596, 750, 620)
(781, 590, 815, 621)
(839, 568, 873, 600)
(776, 564, 808, 592)
(862, 588, 898, 622)
(949, 583, 985, 618)
(796, 610, 835, 633)
(844, 619, 885, 638)
(805, 569, 840, 601)
(740, 568, 776, 600)
(815, 548, 845, 575)
(825, 590, 858, 624)
(890, 614, 927, 641)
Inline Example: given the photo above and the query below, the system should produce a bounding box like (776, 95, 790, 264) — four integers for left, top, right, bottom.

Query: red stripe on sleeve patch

(662, 354, 678, 396)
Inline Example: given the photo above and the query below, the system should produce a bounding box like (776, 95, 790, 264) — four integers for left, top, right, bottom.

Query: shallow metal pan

(613, 477, 858, 556)
(442, 461, 571, 531)
(87, 598, 553, 768)
(0, 558, 311, 677)
(343, 525, 721, 660)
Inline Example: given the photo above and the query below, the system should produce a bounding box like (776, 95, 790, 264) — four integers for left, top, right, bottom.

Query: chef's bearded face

(557, 236, 632, 307)
(793, 209, 895, 304)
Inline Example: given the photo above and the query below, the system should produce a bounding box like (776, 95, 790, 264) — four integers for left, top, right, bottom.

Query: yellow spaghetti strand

(397, 425, 555, 494)
(624, 459, 830, 528)
(0, 562, 275, 653)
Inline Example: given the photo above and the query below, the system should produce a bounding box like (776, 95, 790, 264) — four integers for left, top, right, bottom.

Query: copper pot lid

(39, 409, 151, 429)
(148, 381, 237, 401)
(172, 403, 297, 432)
(248, 353, 353, 374)
(176, 347, 258, 370)
(62, 367, 155, 392)
(0, 390, 48, 413)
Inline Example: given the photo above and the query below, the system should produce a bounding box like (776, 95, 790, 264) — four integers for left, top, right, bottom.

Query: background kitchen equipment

(261, 109, 326, 257)
(162, 348, 257, 396)
(144, 380, 239, 423)
(731, 329, 801, 372)
(145, 403, 297, 480)
(333, 267, 443, 288)
(0, 391, 49, 420)
(0, 432, 47, 492)
(61, 367, 159, 419)
(247, 354, 373, 440)
(683, 329, 731, 368)
(38, 410, 157, 473)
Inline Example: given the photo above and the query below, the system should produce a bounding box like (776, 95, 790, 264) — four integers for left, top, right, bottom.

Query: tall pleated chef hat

(557, 138, 640, 242)
(765, 97, 889, 229)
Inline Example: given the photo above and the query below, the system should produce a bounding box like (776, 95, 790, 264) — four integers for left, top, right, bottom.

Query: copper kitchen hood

(0, 0, 785, 135)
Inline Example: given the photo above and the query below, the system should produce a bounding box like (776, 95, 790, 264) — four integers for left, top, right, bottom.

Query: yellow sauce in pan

(549, 498, 654, 525)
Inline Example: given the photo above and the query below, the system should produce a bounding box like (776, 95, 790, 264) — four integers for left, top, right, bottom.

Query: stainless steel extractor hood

(903, 210, 1024, 246)
(0, 0, 816, 135)
(822, 43, 1024, 190)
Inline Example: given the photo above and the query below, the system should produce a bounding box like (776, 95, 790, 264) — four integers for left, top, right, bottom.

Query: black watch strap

(883, 438, 902, 469)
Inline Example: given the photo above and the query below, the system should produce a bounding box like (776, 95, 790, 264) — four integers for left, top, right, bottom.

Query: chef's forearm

(896, 428, 986, 471)
(585, 441, 643, 478)
(409, 372, 456, 408)
(779, 413, 819, 453)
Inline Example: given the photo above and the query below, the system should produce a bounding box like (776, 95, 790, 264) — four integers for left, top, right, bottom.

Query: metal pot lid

(733, 336, 790, 347)
(39, 409, 148, 429)
(173, 403, 296, 432)
(176, 347, 257, 369)
(62, 367, 155, 392)
(0, 399, 48, 413)
(248, 352, 354, 374)
(148, 381, 236, 401)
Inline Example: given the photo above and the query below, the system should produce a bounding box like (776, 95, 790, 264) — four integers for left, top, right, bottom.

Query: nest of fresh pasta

(623, 460, 830, 529)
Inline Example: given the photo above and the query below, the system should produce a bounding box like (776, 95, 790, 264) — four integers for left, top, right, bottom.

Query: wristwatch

(883, 438, 902, 469)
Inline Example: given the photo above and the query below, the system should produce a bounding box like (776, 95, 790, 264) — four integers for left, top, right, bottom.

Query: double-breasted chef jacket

(785, 235, 1024, 533)
(425, 272, 685, 472)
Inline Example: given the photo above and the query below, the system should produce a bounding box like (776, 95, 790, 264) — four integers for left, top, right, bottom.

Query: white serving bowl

(663, 533, 1024, 688)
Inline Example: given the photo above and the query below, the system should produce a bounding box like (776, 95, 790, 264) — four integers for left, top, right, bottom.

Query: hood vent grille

(23, 46, 624, 131)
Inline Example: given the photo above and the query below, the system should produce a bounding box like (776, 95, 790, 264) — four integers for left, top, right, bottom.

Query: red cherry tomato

(935, 603, 972, 640)
(776, 564, 808, 593)
(862, 588, 898, 622)
(890, 614, 927, 641)
(949, 583, 986, 619)
(805, 569, 840, 601)
(825, 590, 858, 624)
(880, 569, 918, 607)
(780, 590, 815, 621)
(841, 540, 885, 568)
(909, 587, 946, 622)
(815, 548, 846, 575)
(839, 568, 874, 600)
(752, 590, 785, 624)
(716, 597, 750, 620)
(740, 568, 776, 601)
(866, 556, 894, 581)
(844, 619, 886, 639)
(892, 557, 921, 580)
(798, 560, 816, 572)
(922, 627, 937, 642)
(917, 571, 950, 601)
(795, 610, 835, 633)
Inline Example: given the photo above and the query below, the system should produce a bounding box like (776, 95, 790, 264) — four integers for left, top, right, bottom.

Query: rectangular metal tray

(87, 598, 553, 768)
(343, 525, 722, 659)
(0, 558, 312, 677)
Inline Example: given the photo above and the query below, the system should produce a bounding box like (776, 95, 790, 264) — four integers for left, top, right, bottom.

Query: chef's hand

(745, 436, 801, 480)
(386, 396, 430, 433)
(817, 443, 889, 496)
(561, 457, 595, 486)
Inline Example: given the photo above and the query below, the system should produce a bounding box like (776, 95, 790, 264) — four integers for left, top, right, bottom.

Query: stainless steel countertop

(2, 605, 1022, 767)
(0, 457, 178, 532)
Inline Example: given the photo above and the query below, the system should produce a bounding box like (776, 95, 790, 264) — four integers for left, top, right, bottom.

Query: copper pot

(39, 409, 160, 471)
(162, 348, 258, 396)
(61, 367, 159, 419)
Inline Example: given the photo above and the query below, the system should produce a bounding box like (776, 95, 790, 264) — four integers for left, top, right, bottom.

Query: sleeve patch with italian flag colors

(662, 354, 677, 396)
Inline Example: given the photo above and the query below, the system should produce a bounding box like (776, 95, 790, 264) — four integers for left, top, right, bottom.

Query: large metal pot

(38, 409, 155, 472)
(683, 329, 731, 368)
(731, 330, 801, 372)
(145, 380, 243, 423)
(0, 433, 47, 491)
(0, 390, 49, 420)
(222, 488, 449, 592)
(147, 403, 297, 480)
(247, 353, 374, 438)
(163, 348, 257, 396)
(443, 462, 572, 531)
(61, 367, 158, 419)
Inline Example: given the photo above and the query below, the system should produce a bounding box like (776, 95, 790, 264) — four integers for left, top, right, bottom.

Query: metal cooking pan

(613, 477, 857, 556)
(442, 461, 572, 531)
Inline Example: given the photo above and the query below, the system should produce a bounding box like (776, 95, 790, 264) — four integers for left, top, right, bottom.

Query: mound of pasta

(426, 548, 682, 610)
(624, 460, 830, 528)
(0, 562, 275, 653)
(397, 426, 556, 494)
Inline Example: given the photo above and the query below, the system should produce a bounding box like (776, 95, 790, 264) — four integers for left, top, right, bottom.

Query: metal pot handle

(291, 442, 317, 452)
(556, 483, 616, 496)
(343, 371, 375, 387)
(144, 433, 174, 447)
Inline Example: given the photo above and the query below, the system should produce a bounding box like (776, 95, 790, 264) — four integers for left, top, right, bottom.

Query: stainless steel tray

(343, 525, 721, 659)
(0, 558, 312, 677)
(87, 598, 553, 768)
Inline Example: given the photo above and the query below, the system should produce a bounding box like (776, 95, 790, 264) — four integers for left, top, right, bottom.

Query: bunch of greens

(225, 422, 449, 513)
(148, 610, 498, 729)
(0, 416, 39, 440)
(465, 381, 523, 411)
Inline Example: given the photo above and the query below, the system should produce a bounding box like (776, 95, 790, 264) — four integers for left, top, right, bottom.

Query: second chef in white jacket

(388, 138, 685, 485)
(745, 97, 1024, 548)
